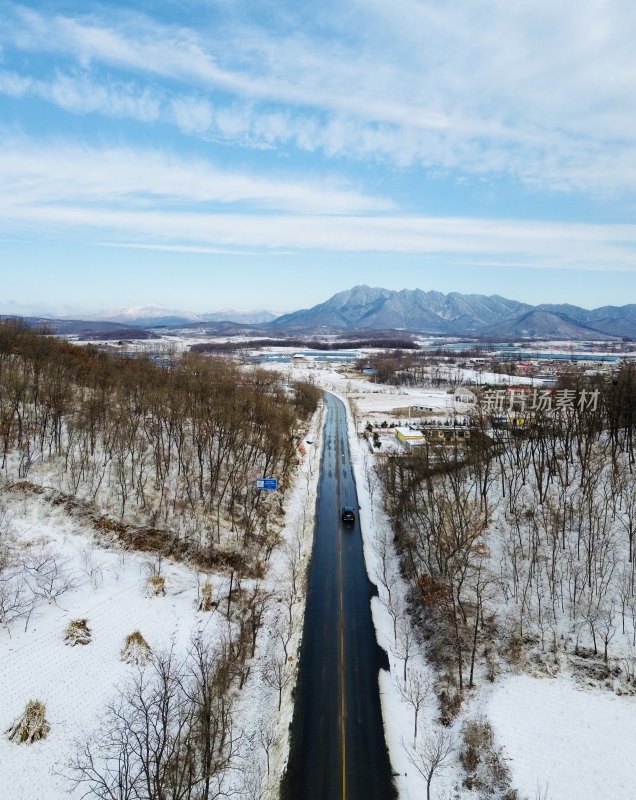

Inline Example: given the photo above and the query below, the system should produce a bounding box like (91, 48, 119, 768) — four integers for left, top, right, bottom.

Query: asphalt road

(281, 393, 397, 800)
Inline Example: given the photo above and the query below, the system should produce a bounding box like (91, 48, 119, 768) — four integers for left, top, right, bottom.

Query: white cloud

(0, 69, 32, 96)
(0, 138, 393, 214)
(48, 72, 161, 121)
(3, 2, 636, 194)
(6, 63, 636, 196)
(170, 96, 213, 135)
(9, 6, 257, 97)
(3, 196, 636, 273)
(0, 68, 162, 122)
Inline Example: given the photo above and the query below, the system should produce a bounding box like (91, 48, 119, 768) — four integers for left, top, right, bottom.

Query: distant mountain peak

(269, 286, 629, 340)
(4, 288, 634, 340)
(0, 302, 277, 326)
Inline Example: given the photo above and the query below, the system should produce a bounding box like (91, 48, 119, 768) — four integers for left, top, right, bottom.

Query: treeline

(0, 320, 320, 571)
(378, 364, 636, 718)
(359, 350, 429, 385)
(191, 337, 419, 354)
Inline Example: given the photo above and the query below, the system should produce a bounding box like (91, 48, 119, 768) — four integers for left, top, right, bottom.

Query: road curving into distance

(281, 392, 397, 800)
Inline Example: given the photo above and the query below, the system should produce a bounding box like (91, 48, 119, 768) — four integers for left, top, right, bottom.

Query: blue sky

(1, 0, 635, 314)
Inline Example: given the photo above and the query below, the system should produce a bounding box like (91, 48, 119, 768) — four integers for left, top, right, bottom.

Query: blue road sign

(256, 478, 278, 491)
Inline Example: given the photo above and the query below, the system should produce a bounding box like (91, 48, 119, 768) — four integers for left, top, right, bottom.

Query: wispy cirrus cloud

(0, 68, 160, 122)
(1, 136, 634, 271)
(47, 71, 160, 121)
(6, 64, 636, 198)
(0, 69, 32, 96)
(0, 137, 394, 214)
(170, 96, 213, 136)
(6, 203, 636, 272)
(3, 1, 636, 196)
(6, 5, 263, 99)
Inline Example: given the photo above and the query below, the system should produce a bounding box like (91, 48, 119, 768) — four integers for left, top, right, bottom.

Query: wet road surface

(281, 393, 397, 800)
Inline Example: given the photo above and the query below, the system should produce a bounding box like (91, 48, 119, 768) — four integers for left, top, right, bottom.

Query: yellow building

(395, 427, 427, 446)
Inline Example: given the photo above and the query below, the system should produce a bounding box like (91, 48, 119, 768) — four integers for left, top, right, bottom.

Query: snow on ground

(0, 499, 207, 799)
(0, 400, 325, 800)
(13, 346, 627, 800)
(351, 387, 452, 415)
(270, 363, 456, 414)
(487, 674, 636, 800)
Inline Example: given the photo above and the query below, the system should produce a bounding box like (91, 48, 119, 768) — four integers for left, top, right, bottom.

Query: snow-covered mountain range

(3, 286, 636, 339)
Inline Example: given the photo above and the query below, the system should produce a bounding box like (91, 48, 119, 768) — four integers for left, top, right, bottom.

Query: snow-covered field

(488, 675, 636, 800)
(0, 499, 206, 799)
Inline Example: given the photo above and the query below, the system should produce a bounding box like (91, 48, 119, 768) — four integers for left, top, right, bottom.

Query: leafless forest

(0, 321, 319, 562)
(379, 366, 636, 714)
(0, 321, 320, 799)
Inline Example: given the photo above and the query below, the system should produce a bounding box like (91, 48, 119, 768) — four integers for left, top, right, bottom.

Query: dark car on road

(341, 506, 356, 524)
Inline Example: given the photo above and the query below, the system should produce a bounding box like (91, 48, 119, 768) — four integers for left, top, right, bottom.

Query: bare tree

(256, 720, 278, 778)
(23, 542, 77, 605)
(68, 642, 238, 800)
(67, 694, 142, 800)
(597, 601, 618, 663)
(406, 729, 453, 800)
(0, 562, 36, 633)
(396, 667, 429, 746)
(238, 752, 269, 800)
(362, 449, 379, 510)
(262, 647, 293, 712)
(374, 527, 395, 607)
(272, 612, 294, 663)
(394, 618, 416, 683)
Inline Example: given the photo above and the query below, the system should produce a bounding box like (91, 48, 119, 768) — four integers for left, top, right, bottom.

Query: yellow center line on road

(336, 405, 347, 800)
(340, 538, 347, 800)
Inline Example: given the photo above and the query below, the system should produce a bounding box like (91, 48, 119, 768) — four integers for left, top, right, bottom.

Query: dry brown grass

(460, 718, 511, 794)
(197, 582, 216, 612)
(64, 618, 92, 646)
(121, 631, 152, 666)
(6, 700, 50, 744)
(146, 575, 166, 596)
